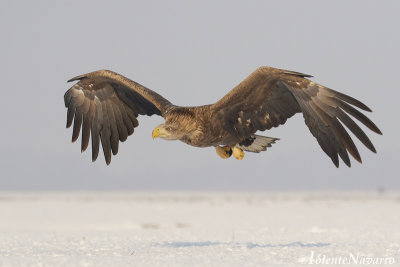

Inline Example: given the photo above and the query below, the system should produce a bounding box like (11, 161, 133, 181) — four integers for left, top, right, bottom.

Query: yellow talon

(233, 147, 245, 160)
(215, 146, 232, 159)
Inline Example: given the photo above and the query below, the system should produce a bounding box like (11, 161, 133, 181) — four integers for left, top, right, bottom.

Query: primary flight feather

(64, 66, 381, 167)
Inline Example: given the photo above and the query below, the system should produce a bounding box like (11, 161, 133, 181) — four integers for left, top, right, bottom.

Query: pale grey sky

(0, 1, 398, 190)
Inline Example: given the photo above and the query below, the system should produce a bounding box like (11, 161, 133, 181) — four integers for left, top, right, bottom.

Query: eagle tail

(237, 135, 279, 153)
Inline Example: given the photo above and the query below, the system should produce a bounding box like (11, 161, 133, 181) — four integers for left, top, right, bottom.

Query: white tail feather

(237, 135, 279, 153)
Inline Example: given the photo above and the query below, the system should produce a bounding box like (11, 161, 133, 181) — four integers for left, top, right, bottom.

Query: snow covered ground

(0, 191, 399, 266)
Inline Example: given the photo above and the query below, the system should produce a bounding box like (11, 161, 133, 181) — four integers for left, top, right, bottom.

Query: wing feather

(80, 98, 92, 151)
(293, 88, 350, 167)
(99, 99, 112, 164)
(322, 88, 372, 111)
(334, 98, 381, 134)
(91, 97, 102, 162)
(111, 100, 128, 142)
(72, 109, 83, 142)
(81, 106, 92, 152)
(105, 100, 119, 156)
(310, 101, 356, 165)
(315, 94, 376, 152)
(119, 104, 134, 136)
(336, 108, 376, 153)
(66, 103, 76, 128)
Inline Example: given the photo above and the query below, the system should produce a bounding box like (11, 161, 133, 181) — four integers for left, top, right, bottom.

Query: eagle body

(163, 106, 212, 147)
(64, 67, 381, 167)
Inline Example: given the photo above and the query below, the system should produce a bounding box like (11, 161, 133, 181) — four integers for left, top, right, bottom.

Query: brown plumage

(64, 67, 381, 166)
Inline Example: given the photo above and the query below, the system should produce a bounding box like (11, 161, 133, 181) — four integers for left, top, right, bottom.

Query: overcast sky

(0, 1, 399, 191)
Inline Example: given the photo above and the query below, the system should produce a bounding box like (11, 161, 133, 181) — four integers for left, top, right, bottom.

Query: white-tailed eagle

(64, 67, 381, 167)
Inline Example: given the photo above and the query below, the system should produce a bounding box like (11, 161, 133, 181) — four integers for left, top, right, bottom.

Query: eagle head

(152, 124, 182, 140)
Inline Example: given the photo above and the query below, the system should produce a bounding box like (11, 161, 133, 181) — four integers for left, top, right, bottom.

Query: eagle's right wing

(212, 66, 382, 167)
(64, 70, 172, 165)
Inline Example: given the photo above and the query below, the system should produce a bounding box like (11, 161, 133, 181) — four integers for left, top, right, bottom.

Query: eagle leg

(233, 147, 245, 160)
(215, 146, 232, 159)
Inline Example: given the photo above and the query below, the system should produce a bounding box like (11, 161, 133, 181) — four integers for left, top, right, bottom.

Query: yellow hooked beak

(152, 126, 168, 139)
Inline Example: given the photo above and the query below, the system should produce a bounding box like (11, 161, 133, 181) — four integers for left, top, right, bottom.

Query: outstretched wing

(64, 70, 172, 165)
(212, 67, 382, 167)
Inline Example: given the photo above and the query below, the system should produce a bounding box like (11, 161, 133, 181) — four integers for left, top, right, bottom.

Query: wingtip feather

(67, 74, 87, 83)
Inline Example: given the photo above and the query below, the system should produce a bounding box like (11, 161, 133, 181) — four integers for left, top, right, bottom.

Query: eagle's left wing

(212, 67, 382, 167)
(64, 70, 173, 165)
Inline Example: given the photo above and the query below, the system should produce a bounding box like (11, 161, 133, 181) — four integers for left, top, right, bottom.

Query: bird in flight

(64, 66, 381, 167)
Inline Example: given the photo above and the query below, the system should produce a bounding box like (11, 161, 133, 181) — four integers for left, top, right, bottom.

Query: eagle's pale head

(152, 123, 182, 140)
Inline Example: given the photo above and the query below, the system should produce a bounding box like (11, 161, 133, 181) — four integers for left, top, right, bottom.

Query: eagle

(64, 66, 381, 167)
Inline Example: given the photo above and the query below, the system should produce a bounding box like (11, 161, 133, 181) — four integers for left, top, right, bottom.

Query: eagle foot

(233, 147, 245, 160)
(215, 146, 232, 159)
